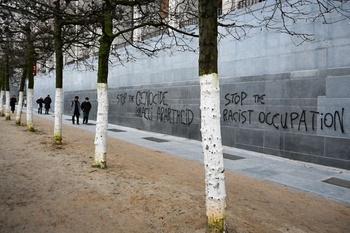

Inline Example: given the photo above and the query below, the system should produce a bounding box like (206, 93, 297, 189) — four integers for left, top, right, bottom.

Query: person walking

(10, 95, 17, 113)
(44, 95, 52, 114)
(81, 97, 92, 124)
(36, 96, 44, 114)
(71, 96, 81, 125)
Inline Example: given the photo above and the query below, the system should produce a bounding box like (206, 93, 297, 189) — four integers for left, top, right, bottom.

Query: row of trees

(1, 0, 349, 231)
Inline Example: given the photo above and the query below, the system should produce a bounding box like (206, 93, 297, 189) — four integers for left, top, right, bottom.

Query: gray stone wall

(220, 69, 350, 169)
(61, 67, 350, 169)
(34, 6, 350, 169)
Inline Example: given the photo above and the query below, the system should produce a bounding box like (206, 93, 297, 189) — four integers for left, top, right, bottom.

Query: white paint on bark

(27, 89, 34, 130)
(0, 90, 4, 115)
(16, 91, 24, 124)
(199, 73, 226, 220)
(54, 88, 63, 144)
(5, 91, 10, 119)
(94, 83, 108, 168)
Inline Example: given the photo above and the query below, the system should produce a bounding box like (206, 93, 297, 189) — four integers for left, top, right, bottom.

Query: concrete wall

(34, 5, 350, 169)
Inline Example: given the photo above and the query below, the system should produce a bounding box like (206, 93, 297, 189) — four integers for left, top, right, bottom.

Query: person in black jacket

(10, 95, 17, 113)
(71, 96, 81, 125)
(36, 96, 44, 114)
(44, 95, 52, 114)
(81, 97, 92, 124)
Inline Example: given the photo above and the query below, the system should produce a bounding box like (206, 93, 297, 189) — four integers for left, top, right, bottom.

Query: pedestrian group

(71, 96, 92, 125)
(35, 95, 92, 125)
(36, 95, 52, 114)
(10, 94, 92, 126)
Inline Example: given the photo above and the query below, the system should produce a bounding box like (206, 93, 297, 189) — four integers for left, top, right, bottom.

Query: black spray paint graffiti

(223, 92, 345, 133)
(116, 91, 194, 126)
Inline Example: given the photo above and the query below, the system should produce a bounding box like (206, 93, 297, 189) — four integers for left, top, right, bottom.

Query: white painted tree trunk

(5, 91, 10, 120)
(54, 88, 63, 144)
(93, 83, 108, 168)
(26, 89, 34, 131)
(15, 91, 24, 125)
(199, 73, 226, 228)
(0, 90, 4, 116)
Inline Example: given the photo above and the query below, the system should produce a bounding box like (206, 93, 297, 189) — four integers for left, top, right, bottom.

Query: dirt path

(0, 114, 349, 233)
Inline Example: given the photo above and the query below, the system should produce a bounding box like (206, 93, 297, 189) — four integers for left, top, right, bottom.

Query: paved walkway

(36, 112, 350, 205)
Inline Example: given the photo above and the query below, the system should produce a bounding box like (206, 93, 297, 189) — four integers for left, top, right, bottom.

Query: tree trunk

(0, 90, 4, 116)
(53, 1, 64, 144)
(53, 46, 64, 143)
(92, 1, 114, 169)
(16, 91, 24, 125)
(26, 33, 35, 131)
(53, 88, 63, 143)
(198, 0, 226, 232)
(5, 91, 10, 120)
(0, 62, 4, 116)
(200, 74, 226, 232)
(93, 83, 109, 169)
(4, 48, 10, 120)
(26, 89, 34, 131)
(15, 66, 27, 125)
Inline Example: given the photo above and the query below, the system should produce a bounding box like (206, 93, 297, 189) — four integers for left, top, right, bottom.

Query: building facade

(34, 1, 350, 169)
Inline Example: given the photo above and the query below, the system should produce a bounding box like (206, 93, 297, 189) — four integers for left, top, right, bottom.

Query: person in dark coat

(81, 97, 92, 124)
(10, 95, 17, 113)
(71, 96, 81, 125)
(44, 95, 52, 114)
(36, 96, 44, 114)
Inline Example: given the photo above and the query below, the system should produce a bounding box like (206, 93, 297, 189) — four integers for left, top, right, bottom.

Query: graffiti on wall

(116, 91, 194, 125)
(116, 89, 346, 133)
(222, 92, 345, 133)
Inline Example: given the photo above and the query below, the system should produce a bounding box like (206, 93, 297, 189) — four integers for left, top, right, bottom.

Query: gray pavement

(36, 112, 350, 205)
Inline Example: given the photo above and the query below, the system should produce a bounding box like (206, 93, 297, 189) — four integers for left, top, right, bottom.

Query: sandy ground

(0, 113, 349, 233)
